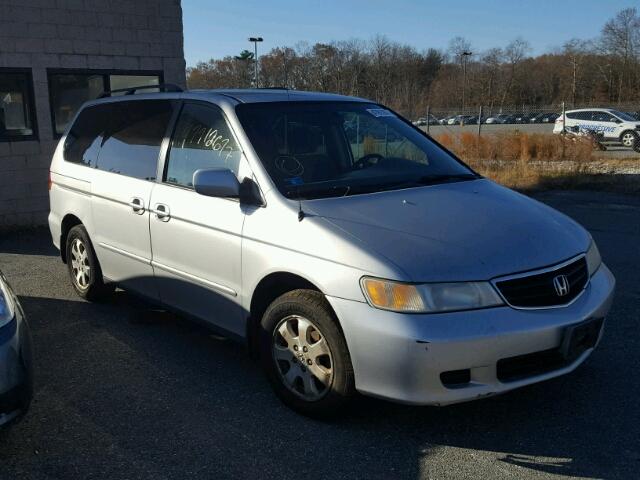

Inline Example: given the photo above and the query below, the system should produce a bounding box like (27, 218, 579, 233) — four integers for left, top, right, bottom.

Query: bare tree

(600, 7, 640, 101)
(186, 8, 640, 118)
(499, 38, 531, 109)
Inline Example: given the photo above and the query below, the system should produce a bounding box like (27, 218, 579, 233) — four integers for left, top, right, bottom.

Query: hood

(304, 179, 590, 282)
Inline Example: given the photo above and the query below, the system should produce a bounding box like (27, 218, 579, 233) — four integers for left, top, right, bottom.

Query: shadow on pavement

(0, 227, 58, 257)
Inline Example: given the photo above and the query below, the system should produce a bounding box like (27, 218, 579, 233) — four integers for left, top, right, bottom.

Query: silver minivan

(49, 87, 615, 417)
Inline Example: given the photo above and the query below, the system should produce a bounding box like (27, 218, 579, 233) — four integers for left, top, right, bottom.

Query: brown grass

(433, 132, 640, 194)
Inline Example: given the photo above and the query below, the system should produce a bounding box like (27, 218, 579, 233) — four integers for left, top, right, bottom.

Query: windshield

(236, 101, 477, 199)
(611, 110, 637, 122)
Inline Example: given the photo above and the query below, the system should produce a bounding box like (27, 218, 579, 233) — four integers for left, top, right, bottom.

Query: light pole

(461, 51, 472, 114)
(281, 49, 289, 88)
(248, 37, 263, 88)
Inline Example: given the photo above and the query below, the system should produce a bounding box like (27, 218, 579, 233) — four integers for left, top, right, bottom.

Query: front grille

(495, 257, 588, 308)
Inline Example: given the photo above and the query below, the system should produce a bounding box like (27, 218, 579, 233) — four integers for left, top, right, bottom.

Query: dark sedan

(0, 270, 33, 428)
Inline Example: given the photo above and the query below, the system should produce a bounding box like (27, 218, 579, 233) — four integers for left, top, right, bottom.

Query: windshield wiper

(378, 173, 479, 191)
(414, 173, 479, 185)
(285, 184, 351, 199)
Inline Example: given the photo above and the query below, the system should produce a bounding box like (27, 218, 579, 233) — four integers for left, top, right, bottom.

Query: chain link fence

(414, 102, 640, 133)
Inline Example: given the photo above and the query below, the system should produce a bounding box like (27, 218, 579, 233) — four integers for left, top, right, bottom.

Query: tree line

(187, 7, 640, 119)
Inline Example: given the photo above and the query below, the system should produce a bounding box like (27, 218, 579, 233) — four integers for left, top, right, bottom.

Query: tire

(620, 130, 638, 148)
(259, 289, 355, 418)
(65, 225, 114, 301)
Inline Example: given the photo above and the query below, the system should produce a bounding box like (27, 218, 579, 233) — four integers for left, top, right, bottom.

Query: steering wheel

(353, 153, 385, 170)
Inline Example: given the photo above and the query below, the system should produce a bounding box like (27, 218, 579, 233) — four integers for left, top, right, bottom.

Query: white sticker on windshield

(367, 108, 395, 118)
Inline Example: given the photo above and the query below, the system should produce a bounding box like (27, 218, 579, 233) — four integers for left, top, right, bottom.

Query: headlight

(360, 277, 504, 313)
(585, 240, 602, 276)
(0, 275, 16, 328)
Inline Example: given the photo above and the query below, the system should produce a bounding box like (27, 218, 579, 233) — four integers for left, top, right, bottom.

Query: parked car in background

(512, 113, 536, 124)
(412, 114, 439, 126)
(554, 108, 640, 147)
(540, 113, 559, 123)
(485, 114, 509, 124)
(529, 113, 547, 123)
(49, 88, 615, 417)
(0, 270, 33, 428)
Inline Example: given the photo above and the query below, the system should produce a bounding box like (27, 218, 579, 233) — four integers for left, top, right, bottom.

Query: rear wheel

(620, 130, 638, 148)
(65, 225, 114, 301)
(259, 289, 355, 418)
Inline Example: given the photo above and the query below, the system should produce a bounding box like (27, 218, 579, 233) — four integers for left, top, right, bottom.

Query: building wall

(0, 0, 186, 228)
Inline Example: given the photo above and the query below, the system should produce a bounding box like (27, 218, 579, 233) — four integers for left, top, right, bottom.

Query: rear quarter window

(63, 104, 113, 167)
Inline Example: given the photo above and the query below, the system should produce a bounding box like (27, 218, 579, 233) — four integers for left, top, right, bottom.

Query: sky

(182, 0, 638, 67)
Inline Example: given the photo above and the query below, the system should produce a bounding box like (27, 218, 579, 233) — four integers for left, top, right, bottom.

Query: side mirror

(615, 118, 623, 124)
(193, 169, 240, 198)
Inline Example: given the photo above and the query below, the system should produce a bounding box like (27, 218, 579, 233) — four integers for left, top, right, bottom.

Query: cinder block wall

(0, 0, 186, 228)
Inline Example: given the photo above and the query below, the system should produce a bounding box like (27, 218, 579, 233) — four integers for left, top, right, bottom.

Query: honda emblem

(553, 275, 570, 297)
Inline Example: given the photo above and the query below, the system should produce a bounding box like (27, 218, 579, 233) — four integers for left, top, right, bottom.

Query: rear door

(149, 101, 249, 336)
(577, 111, 597, 132)
(91, 99, 176, 300)
(590, 111, 618, 139)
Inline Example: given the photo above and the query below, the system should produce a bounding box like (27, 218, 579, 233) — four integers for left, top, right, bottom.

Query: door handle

(129, 197, 145, 214)
(153, 203, 171, 222)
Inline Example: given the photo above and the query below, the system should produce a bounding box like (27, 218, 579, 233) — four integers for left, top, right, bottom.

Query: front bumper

(0, 306, 34, 426)
(327, 264, 615, 405)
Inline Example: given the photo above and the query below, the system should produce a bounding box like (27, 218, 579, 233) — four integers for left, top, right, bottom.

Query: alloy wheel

(70, 238, 91, 290)
(272, 315, 334, 401)
(622, 132, 636, 147)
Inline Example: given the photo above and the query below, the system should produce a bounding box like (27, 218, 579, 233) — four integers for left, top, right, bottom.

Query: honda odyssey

(48, 87, 615, 417)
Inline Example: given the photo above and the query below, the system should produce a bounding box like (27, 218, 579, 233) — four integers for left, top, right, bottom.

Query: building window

(0, 69, 37, 142)
(48, 70, 162, 136)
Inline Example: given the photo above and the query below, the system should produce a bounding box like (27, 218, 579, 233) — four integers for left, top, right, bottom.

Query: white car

(553, 108, 640, 147)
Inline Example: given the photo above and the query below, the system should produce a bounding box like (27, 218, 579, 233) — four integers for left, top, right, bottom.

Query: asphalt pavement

(0, 190, 638, 479)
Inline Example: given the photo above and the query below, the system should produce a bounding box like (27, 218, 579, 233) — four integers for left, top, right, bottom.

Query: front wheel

(259, 290, 355, 418)
(620, 130, 638, 148)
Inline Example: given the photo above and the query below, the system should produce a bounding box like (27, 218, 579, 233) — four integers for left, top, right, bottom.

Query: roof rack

(98, 83, 183, 98)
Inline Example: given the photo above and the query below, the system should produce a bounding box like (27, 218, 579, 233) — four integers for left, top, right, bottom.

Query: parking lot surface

(0, 190, 638, 480)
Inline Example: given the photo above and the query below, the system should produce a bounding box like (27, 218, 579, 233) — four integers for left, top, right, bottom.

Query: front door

(149, 102, 248, 336)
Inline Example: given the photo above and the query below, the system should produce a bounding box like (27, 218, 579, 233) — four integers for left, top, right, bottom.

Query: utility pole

(248, 37, 263, 88)
(282, 50, 289, 88)
(461, 51, 473, 114)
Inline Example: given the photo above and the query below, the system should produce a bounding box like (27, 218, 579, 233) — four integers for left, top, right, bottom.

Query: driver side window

(342, 112, 428, 165)
(165, 103, 241, 188)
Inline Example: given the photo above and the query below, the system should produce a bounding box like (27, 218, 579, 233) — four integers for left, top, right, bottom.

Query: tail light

(48, 171, 52, 191)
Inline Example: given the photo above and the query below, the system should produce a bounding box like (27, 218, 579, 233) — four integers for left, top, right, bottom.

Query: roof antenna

(297, 187, 305, 221)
